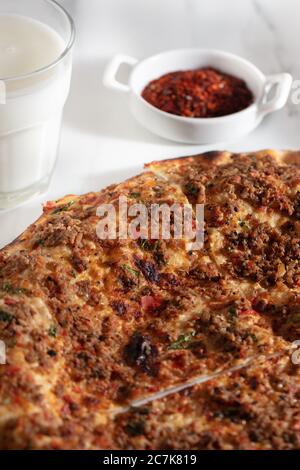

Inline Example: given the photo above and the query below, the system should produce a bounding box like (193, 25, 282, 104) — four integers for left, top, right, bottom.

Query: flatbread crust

(111, 354, 300, 450)
(0, 150, 299, 449)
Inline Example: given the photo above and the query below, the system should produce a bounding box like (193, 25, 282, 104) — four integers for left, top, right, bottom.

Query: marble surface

(1, 0, 300, 247)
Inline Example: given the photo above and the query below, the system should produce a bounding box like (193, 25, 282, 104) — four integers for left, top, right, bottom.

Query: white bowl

(103, 49, 292, 144)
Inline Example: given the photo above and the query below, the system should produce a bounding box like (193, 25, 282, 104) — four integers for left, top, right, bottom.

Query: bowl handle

(258, 73, 293, 118)
(103, 54, 138, 93)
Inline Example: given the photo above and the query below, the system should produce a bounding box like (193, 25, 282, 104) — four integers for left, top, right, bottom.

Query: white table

(1, 0, 299, 248)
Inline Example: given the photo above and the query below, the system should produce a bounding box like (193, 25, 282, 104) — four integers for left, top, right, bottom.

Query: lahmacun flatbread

(0, 150, 299, 449)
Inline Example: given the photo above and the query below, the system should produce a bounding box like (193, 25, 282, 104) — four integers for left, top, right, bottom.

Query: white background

(1, 0, 300, 248)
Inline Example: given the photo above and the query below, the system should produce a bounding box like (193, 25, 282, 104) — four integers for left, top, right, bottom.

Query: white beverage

(0, 13, 73, 204)
(0, 15, 64, 79)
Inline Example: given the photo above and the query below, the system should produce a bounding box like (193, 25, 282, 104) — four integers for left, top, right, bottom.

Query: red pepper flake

(142, 67, 254, 118)
(61, 403, 71, 416)
(4, 297, 18, 306)
(239, 309, 259, 316)
(141, 295, 162, 313)
(5, 366, 21, 376)
(63, 394, 74, 404)
(43, 200, 56, 212)
(293, 418, 300, 430)
(13, 395, 23, 405)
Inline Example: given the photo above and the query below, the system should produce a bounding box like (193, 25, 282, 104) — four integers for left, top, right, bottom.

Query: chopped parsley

(138, 239, 152, 250)
(122, 264, 140, 277)
(228, 307, 238, 320)
(1, 283, 27, 295)
(138, 239, 159, 252)
(124, 420, 145, 437)
(168, 331, 196, 350)
(129, 192, 141, 200)
(0, 310, 14, 323)
(138, 239, 166, 266)
(48, 325, 57, 337)
(185, 182, 199, 197)
(52, 201, 74, 214)
(249, 333, 258, 343)
(239, 220, 249, 229)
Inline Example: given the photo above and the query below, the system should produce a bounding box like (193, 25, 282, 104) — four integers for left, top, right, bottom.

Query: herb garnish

(239, 220, 250, 229)
(0, 310, 14, 322)
(185, 182, 199, 197)
(124, 420, 145, 437)
(168, 331, 196, 350)
(122, 264, 140, 277)
(138, 239, 159, 252)
(129, 192, 141, 200)
(249, 333, 258, 343)
(138, 239, 165, 266)
(52, 201, 74, 214)
(48, 325, 57, 337)
(1, 283, 27, 295)
(138, 239, 152, 251)
(228, 307, 238, 320)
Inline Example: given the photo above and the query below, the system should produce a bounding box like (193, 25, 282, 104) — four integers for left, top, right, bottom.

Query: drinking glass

(0, 0, 75, 209)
